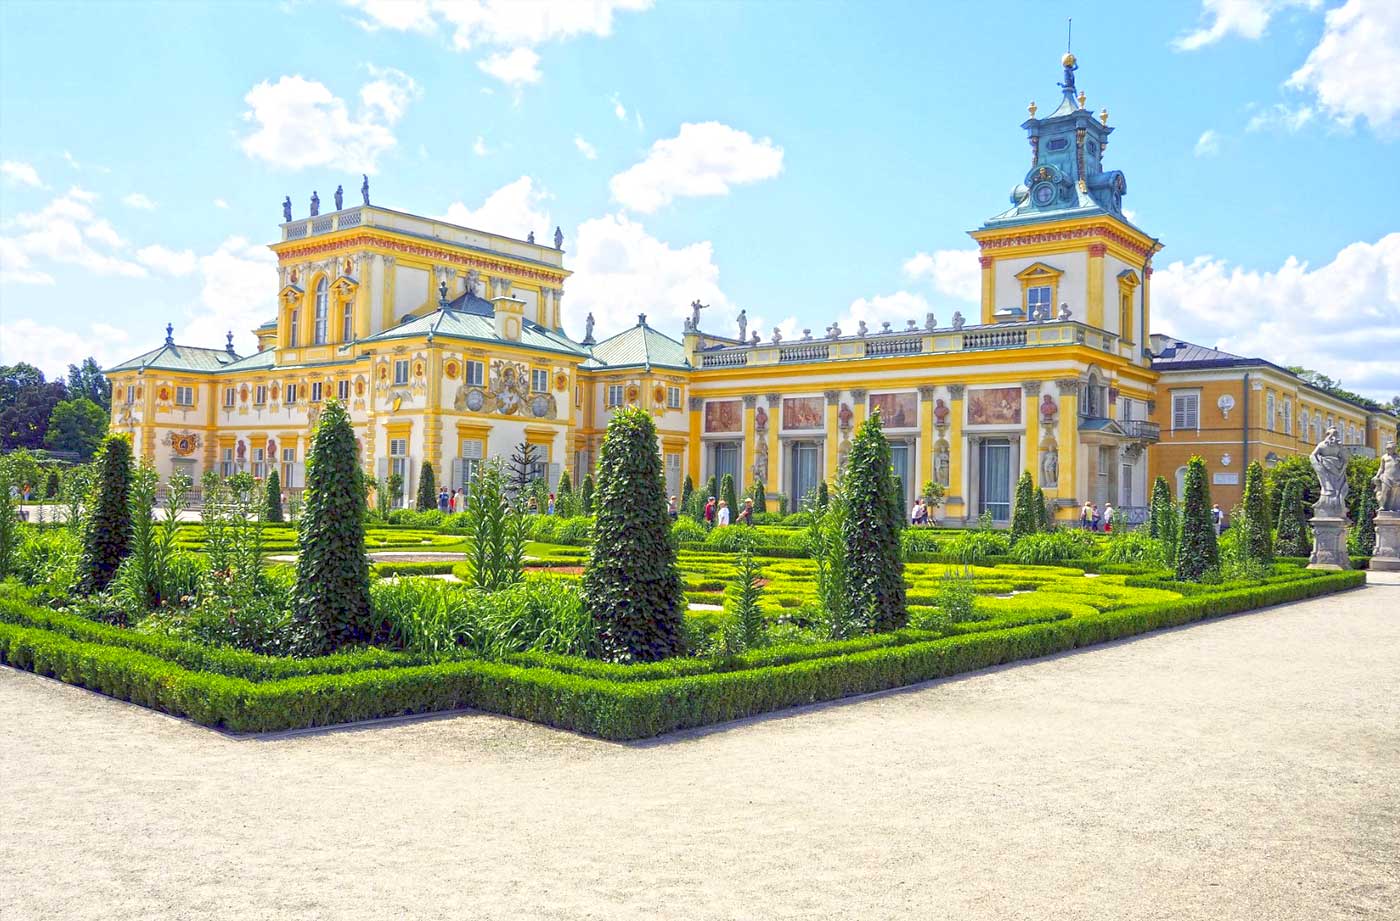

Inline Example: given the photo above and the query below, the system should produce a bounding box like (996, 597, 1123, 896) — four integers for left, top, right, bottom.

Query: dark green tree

(751, 478, 767, 513)
(66, 358, 111, 411)
(720, 473, 738, 519)
(1148, 476, 1173, 538)
(1175, 455, 1218, 582)
(44, 398, 107, 459)
(583, 406, 684, 662)
(416, 461, 437, 511)
(1354, 484, 1377, 556)
(263, 468, 285, 522)
(1274, 481, 1309, 557)
(581, 472, 595, 515)
(842, 410, 906, 632)
(507, 441, 539, 500)
(77, 433, 133, 595)
(817, 479, 830, 510)
(1265, 455, 1318, 525)
(1009, 470, 1039, 543)
(1241, 460, 1272, 565)
(704, 475, 718, 505)
(0, 465, 17, 578)
(44, 468, 60, 498)
(1035, 486, 1050, 530)
(680, 473, 694, 512)
(293, 400, 373, 651)
(1345, 455, 1379, 525)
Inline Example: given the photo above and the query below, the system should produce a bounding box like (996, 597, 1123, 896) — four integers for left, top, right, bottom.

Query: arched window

(1175, 466, 1188, 497)
(342, 302, 354, 342)
(313, 278, 329, 345)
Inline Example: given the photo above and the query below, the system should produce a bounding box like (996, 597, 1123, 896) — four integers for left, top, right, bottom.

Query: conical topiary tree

(264, 468, 285, 523)
(507, 441, 538, 501)
(294, 399, 373, 651)
(720, 473, 738, 520)
(77, 433, 133, 595)
(45, 469, 60, 499)
(751, 478, 767, 514)
(842, 409, 906, 632)
(704, 475, 718, 505)
(556, 468, 574, 515)
(1274, 481, 1309, 557)
(1176, 455, 1218, 582)
(680, 474, 694, 512)
(583, 406, 684, 662)
(1148, 476, 1173, 538)
(1035, 486, 1050, 530)
(1354, 484, 1377, 556)
(1010, 470, 1039, 543)
(1242, 460, 1272, 565)
(581, 472, 595, 516)
(817, 479, 830, 510)
(416, 461, 437, 512)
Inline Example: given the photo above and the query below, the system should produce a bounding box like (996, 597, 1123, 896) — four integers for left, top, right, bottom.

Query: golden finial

(1076, 90, 1087, 110)
(1062, 52, 1076, 67)
(1099, 108, 1109, 126)
(1028, 100, 1038, 117)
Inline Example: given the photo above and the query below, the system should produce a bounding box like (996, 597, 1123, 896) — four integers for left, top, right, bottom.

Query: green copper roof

(583, 320, 690, 370)
(107, 343, 243, 375)
(220, 348, 279, 372)
(358, 307, 588, 358)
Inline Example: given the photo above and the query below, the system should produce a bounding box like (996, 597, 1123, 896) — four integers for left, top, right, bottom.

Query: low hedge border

(0, 570, 1362, 740)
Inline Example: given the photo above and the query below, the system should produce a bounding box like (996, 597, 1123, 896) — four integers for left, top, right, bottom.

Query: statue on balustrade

(310, 191, 319, 217)
(361, 174, 370, 205)
(282, 196, 292, 222)
(334, 185, 343, 210)
(736, 309, 747, 342)
(952, 311, 965, 330)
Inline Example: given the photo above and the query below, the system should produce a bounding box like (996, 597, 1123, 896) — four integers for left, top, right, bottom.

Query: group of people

(688, 494, 754, 527)
(1078, 500, 1116, 532)
(435, 486, 563, 514)
(909, 497, 935, 525)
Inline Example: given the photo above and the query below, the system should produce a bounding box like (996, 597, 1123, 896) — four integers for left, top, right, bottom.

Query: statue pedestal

(1308, 517, 1351, 570)
(1371, 512, 1400, 572)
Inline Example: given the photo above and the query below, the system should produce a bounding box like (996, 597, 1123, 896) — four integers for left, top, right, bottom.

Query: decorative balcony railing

(961, 328, 1027, 350)
(778, 342, 831, 363)
(700, 350, 750, 368)
(866, 334, 924, 357)
(1122, 419, 1161, 443)
(278, 206, 566, 268)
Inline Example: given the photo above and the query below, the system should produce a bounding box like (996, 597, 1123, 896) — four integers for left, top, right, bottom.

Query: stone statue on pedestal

(361, 174, 370, 205)
(1375, 442, 1400, 513)
(1371, 442, 1400, 571)
(310, 191, 319, 217)
(952, 311, 965, 330)
(334, 185, 343, 210)
(282, 196, 292, 222)
(582, 312, 595, 345)
(736, 309, 747, 342)
(1308, 426, 1352, 570)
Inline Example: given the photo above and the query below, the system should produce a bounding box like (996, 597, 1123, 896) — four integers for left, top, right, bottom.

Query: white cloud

(902, 249, 980, 302)
(564, 212, 734, 340)
(1, 160, 44, 188)
(136, 244, 197, 277)
(239, 70, 419, 173)
(611, 94, 627, 120)
(345, 0, 653, 50)
(473, 136, 489, 156)
(0, 238, 55, 285)
(574, 135, 598, 160)
(122, 192, 157, 210)
(2, 188, 146, 279)
(1173, 0, 1318, 51)
(213, 198, 229, 209)
(609, 122, 784, 213)
(1286, 0, 1400, 134)
(441, 176, 552, 241)
(1246, 102, 1316, 132)
(0, 318, 131, 378)
(477, 47, 541, 86)
(62, 151, 80, 170)
(1153, 233, 1400, 398)
(184, 236, 279, 354)
(1194, 129, 1221, 157)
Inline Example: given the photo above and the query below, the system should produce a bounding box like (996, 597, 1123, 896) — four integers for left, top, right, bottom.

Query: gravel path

(2, 583, 1397, 921)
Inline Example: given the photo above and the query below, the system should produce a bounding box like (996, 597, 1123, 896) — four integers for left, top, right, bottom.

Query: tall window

(313, 279, 329, 345)
(394, 360, 409, 385)
(288, 309, 299, 347)
(175, 386, 194, 406)
(1282, 399, 1292, 435)
(1027, 285, 1052, 318)
(124, 385, 135, 405)
(341, 303, 354, 342)
(254, 385, 267, 405)
(667, 386, 682, 409)
(1119, 292, 1132, 341)
(531, 369, 549, 393)
(220, 447, 235, 478)
(310, 381, 323, 403)
(607, 384, 625, 407)
(223, 387, 236, 408)
(337, 379, 350, 401)
(466, 360, 484, 386)
(1266, 392, 1276, 432)
(1171, 391, 1200, 431)
(285, 383, 299, 405)
(281, 447, 295, 488)
(252, 446, 266, 480)
(389, 438, 408, 507)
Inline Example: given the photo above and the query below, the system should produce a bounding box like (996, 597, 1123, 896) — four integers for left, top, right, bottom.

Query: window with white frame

(252, 446, 266, 480)
(341, 303, 354, 343)
(1282, 399, 1292, 435)
(1267, 392, 1276, 431)
(310, 382, 323, 403)
(389, 438, 408, 506)
(289, 309, 299, 347)
(224, 387, 236, 407)
(254, 385, 267, 405)
(466, 360, 484, 387)
(124, 385, 135, 405)
(607, 384, 625, 407)
(285, 383, 299, 405)
(1171, 390, 1200, 431)
(175, 386, 194, 406)
(313, 278, 329, 345)
(1027, 285, 1052, 317)
(532, 369, 549, 393)
(667, 386, 682, 409)
(393, 360, 409, 385)
(665, 452, 681, 498)
(281, 447, 295, 487)
(575, 384, 582, 408)
(1098, 446, 1112, 480)
(1300, 408, 1309, 439)
(220, 446, 235, 478)
(337, 379, 350, 401)
(461, 439, 483, 494)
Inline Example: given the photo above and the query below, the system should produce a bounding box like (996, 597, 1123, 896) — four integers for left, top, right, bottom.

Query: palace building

(105, 54, 1394, 523)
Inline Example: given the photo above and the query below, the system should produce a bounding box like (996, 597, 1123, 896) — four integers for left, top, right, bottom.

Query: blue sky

(2, 0, 1397, 397)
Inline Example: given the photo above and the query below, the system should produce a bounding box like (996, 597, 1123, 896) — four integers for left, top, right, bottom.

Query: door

(978, 438, 1012, 522)
(789, 441, 821, 512)
(889, 441, 912, 513)
(710, 441, 740, 491)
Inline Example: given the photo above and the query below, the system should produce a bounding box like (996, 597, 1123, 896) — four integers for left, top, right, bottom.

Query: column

(1087, 243, 1106, 329)
(948, 384, 966, 520)
(967, 433, 981, 522)
(851, 388, 868, 430)
(355, 262, 372, 340)
(1056, 378, 1079, 509)
(979, 255, 995, 323)
(918, 385, 936, 490)
(1022, 381, 1042, 477)
(687, 397, 703, 481)
(380, 256, 396, 331)
(742, 394, 758, 493)
(824, 390, 840, 481)
(1140, 265, 1153, 363)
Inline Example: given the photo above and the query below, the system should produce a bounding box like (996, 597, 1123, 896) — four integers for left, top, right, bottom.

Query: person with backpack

(703, 496, 717, 527)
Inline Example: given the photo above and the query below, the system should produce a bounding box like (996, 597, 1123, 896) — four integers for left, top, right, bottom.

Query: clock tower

(969, 53, 1161, 365)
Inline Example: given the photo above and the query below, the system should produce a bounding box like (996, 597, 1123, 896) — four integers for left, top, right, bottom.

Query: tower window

(1048, 138, 1068, 151)
(1027, 286, 1052, 317)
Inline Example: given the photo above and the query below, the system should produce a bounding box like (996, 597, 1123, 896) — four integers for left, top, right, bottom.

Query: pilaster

(1021, 381, 1042, 476)
(765, 393, 781, 500)
(824, 390, 840, 480)
(742, 394, 758, 491)
(851, 388, 868, 430)
(948, 384, 966, 520)
(918, 385, 935, 490)
(1087, 243, 1106, 329)
(979, 255, 995, 324)
(687, 397, 703, 481)
(1056, 377, 1079, 507)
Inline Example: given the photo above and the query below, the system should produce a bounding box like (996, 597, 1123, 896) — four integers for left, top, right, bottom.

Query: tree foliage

(581, 472, 595, 516)
(1265, 455, 1318, 523)
(264, 468, 284, 522)
(1241, 460, 1272, 566)
(583, 406, 684, 662)
(1353, 484, 1377, 556)
(66, 358, 111, 411)
(1175, 455, 1218, 582)
(679, 474, 694, 512)
(1010, 470, 1039, 543)
(44, 398, 107, 459)
(720, 473, 738, 518)
(507, 441, 539, 500)
(293, 400, 373, 651)
(1274, 481, 1310, 557)
(77, 433, 133, 595)
(751, 478, 767, 513)
(461, 458, 527, 591)
(721, 532, 767, 655)
(416, 461, 437, 512)
(841, 410, 906, 632)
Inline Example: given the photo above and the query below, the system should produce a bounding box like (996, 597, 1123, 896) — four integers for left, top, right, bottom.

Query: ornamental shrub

(264, 468, 285, 522)
(460, 458, 527, 590)
(1176, 455, 1218, 582)
(1008, 528, 1096, 565)
(294, 399, 374, 652)
(842, 410, 906, 632)
(817, 480, 830, 510)
(77, 433, 133, 596)
(720, 473, 738, 519)
(416, 462, 436, 512)
(751, 478, 767, 513)
(583, 406, 685, 662)
(705, 475, 718, 506)
(1265, 455, 1317, 526)
(581, 473, 595, 516)
(1241, 460, 1272, 566)
(1274, 481, 1309, 557)
(721, 533, 768, 655)
(556, 469, 576, 517)
(1353, 485, 1377, 556)
(1148, 476, 1172, 539)
(1035, 486, 1050, 531)
(680, 474, 694, 512)
(1010, 470, 1039, 543)
(45, 469, 60, 499)
(0, 466, 18, 579)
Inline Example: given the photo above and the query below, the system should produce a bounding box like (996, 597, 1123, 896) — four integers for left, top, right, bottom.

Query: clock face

(1032, 182, 1056, 206)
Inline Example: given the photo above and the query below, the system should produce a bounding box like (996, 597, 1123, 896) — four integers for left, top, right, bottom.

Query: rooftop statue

(857, 320, 868, 337)
(361, 174, 370, 205)
(1375, 442, 1400, 513)
(334, 185, 343, 210)
(686, 299, 708, 331)
(771, 327, 782, 344)
(282, 196, 292, 222)
(554, 226, 564, 250)
(750, 330, 761, 346)
(310, 191, 319, 217)
(583, 312, 595, 345)
(952, 311, 965, 330)
(527, 231, 535, 243)
(1058, 303, 1072, 321)
(1310, 427, 1350, 519)
(736, 309, 747, 342)
(925, 312, 937, 331)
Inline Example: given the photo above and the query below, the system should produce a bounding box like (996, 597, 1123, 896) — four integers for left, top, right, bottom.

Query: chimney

(493, 295, 526, 342)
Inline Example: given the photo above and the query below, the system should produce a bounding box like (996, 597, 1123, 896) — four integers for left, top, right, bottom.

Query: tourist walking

(1080, 500, 1093, 530)
(668, 496, 678, 520)
(1103, 502, 1115, 533)
(716, 499, 730, 527)
(1211, 503, 1224, 535)
(1091, 503, 1102, 532)
(438, 486, 449, 512)
(548, 492, 555, 515)
(738, 497, 754, 526)
(703, 496, 716, 527)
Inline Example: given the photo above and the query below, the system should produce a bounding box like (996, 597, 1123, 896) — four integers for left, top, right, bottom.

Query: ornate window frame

(1014, 262, 1063, 318)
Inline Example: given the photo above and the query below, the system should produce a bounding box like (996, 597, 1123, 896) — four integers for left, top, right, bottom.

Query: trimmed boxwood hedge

(0, 567, 1362, 740)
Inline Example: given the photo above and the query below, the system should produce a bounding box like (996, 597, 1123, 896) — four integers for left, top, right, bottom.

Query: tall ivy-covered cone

(264, 468, 284, 522)
(78, 433, 133, 595)
(842, 410, 906, 632)
(680, 474, 694, 511)
(1010, 470, 1038, 542)
(1355, 486, 1377, 556)
(1242, 460, 1272, 565)
(416, 462, 437, 511)
(720, 473, 738, 517)
(581, 473, 595, 515)
(1176, 455, 1218, 581)
(583, 406, 685, 662)
(1035, 486, 1050, 530)
(1274, 481, 1306, 556)
(294, 399, 373, 651)
(705, 475, 718, 504)
(751, 478, 767, 513)
(1148, 476, 1172, 538)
